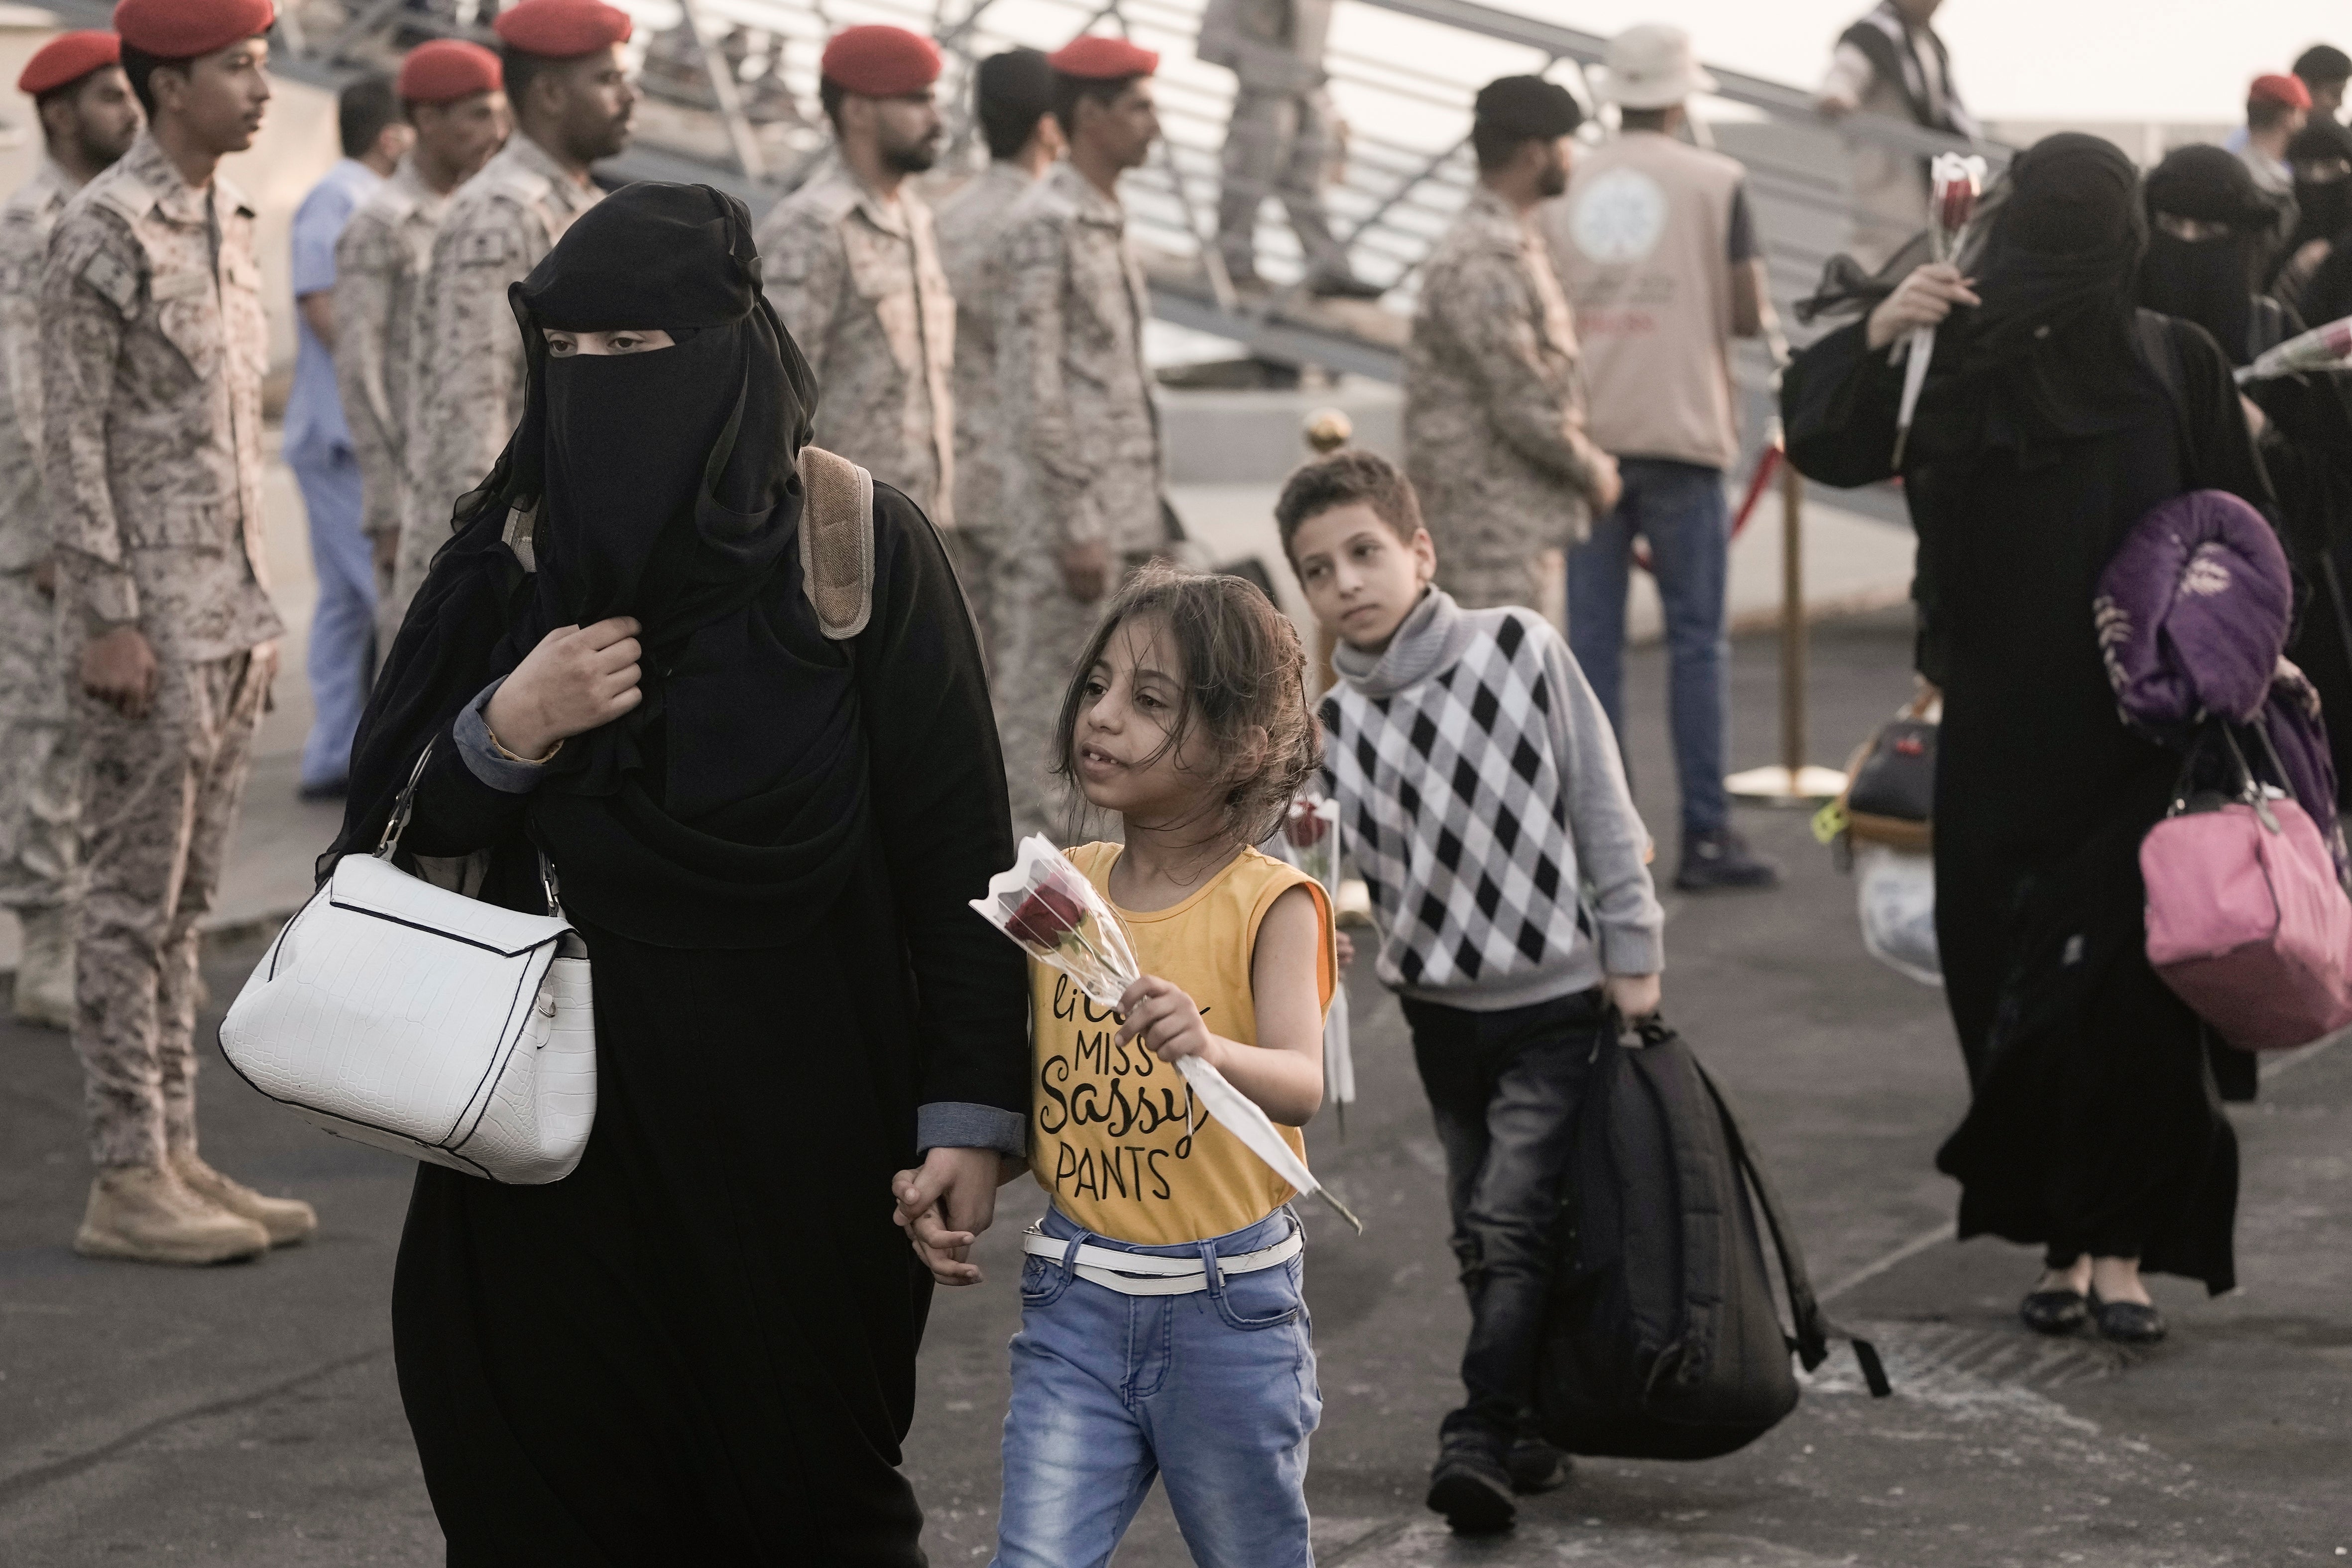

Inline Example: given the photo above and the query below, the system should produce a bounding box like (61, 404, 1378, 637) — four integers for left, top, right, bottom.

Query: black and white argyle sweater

(1321, 589, 1662, 1010)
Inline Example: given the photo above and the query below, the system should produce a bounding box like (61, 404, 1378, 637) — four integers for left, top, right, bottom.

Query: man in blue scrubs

(286, 73, 409, 798)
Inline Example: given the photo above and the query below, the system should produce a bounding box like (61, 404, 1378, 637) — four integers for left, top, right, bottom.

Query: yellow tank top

(1029, 843, 1335, 1245)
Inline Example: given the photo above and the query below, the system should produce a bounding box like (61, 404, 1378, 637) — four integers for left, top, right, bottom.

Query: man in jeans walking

(1546, 22, 1778, 891)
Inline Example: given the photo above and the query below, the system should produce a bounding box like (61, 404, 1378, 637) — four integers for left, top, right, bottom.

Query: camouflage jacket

(1404, 185, 1611, 562)
(408, 134, 600, 547)
(935, 159, 1039, 537)
(41, 132, 281, 658)
(758, 162, 955, 523)
(334, 156, 449, 545)
(994, 161, 1164, 555)
(0, 160, 74, 573)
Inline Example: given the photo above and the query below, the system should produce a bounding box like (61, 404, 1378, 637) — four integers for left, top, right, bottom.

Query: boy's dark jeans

(1401, 987, 1608, 1446)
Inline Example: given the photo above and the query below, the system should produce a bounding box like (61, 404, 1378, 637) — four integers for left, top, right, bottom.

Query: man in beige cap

(1544, 23, 1779, 893)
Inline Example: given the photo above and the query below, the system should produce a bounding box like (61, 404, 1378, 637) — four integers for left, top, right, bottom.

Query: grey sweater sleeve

(1540, 629, 1666, 976)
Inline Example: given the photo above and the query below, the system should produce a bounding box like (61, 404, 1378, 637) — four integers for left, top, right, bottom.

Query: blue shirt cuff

(454, 678, 548, 794)
(916, 1102, 1027, 1159)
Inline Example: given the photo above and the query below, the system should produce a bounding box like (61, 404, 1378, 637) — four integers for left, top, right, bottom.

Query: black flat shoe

(2019, 1287, 2088, 1335)
(2089, 1290, 2167, 1344)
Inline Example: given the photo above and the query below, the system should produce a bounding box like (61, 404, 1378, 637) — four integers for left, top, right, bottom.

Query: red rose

(1284, 801, 1328, 848)
(1936, 180, 1975, 237)
(1006, 882, 1086, 948)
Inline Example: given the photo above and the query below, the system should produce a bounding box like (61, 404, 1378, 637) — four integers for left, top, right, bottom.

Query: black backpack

(1535, 1016, 1890, 1459)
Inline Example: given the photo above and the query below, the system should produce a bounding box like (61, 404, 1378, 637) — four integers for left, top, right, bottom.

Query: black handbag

(1840, 695, 1937, 851)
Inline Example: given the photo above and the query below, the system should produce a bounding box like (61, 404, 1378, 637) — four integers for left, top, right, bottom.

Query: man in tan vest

(1544, 23, 1778, 893)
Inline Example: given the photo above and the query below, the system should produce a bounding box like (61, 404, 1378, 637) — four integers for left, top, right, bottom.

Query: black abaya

(385, 486, 1019, 1565)
(329, 185, 1027, 1563)
(1782, 312, 2271, 1292)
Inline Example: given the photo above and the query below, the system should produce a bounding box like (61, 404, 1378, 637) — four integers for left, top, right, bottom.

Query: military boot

(12, 903, 74, 1030)
(74, 1164, 270, 1265)
(171, 1153, 317, 1247)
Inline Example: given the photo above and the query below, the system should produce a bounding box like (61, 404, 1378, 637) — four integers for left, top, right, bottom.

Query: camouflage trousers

(383, 485, 450, 651)
(0, 569, 77, 911)
(990, 547, 1155, 845)
(75, 649, 266, 1168)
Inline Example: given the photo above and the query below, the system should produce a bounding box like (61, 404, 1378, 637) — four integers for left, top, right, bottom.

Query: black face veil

(334, 182, 868, 949)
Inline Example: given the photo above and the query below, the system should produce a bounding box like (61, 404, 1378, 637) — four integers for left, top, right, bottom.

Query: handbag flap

(329, 853, 570, 957)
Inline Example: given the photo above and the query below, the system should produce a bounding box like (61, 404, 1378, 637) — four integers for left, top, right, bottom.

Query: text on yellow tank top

(1029, 843, 1335, 1245)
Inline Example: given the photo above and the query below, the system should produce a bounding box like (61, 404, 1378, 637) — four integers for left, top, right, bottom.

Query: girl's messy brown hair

(1052, 563, 1322, 846)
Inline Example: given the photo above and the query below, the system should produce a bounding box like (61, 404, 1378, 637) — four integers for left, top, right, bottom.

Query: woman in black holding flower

(325, 183, 1027, 1564)
(1781, 136, 2272, 1344)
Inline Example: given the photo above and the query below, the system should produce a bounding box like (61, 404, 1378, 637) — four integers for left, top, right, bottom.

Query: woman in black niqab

(330, 183, 1028, 1565)
(1781, 134, 2274, 1340)
(2138, 144, 2352, 822)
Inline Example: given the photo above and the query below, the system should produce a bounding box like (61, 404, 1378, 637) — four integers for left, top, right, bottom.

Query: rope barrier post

(1727, 439, 1849, 806)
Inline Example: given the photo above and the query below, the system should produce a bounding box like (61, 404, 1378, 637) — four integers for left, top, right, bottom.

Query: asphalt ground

(3, 606, 2348, 1566)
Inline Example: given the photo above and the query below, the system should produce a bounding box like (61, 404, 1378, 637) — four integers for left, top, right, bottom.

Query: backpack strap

(797, 445, 875, 641)
(1688, 1050, 1893, 1398)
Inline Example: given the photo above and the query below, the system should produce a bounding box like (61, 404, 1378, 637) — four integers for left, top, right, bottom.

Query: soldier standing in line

(44, 0, 310, 1264)
(933, 46, 1061, 652)
(992, 35, 1169, 843)
(335, 40, 507, 651)
(285, 73, 409, 802)
(1406, 75, 1619, 614)
(1198, 0, 1380, 298)
(393, 0, 633, 625)
(0, 32, 140, 1031)
(757, 25, 956, 525)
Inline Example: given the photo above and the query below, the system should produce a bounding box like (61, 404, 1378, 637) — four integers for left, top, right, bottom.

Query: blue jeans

(289, 446, 376, 790)
(1566, 456, 1732, 840)
(994, 1204, 1320, 1568)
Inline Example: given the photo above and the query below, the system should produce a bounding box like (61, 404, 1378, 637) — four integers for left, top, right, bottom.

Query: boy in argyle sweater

(1277, 449, 1663, 1535)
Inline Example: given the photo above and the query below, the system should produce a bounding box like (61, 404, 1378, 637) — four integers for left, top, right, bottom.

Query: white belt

(1023, 1226, 1303, 1297)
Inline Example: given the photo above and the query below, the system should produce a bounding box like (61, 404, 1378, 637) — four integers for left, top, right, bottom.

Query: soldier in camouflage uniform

(757, 25, 955, 524)
(335, 41, 507, 648)
(934, 47, 1060, 653)
(393, 0, 634, 626)
(1406, 76, 1618, 614)
(43, 3, 313, 1264)
(0, 36, 141, 1030)
(992, 36, 1170, 842)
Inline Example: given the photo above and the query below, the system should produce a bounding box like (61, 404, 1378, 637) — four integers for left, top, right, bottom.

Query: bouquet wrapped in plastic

(972, 835, 1363, 1232)
(2237, 314, 2352, 384)
(1892, 152, 1986, 467)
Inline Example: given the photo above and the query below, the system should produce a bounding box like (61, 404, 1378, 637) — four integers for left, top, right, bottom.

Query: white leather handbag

(219, 746, 596, 1184)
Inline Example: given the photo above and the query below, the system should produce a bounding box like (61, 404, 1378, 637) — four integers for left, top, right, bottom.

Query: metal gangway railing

(46, 0, 2005, 381)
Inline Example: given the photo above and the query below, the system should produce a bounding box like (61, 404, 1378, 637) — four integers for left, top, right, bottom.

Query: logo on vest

(1570, 167, 1668, 265)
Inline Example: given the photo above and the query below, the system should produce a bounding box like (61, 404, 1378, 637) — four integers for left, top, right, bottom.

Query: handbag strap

(374, 737, 568, 921)
(374, 741, 436, 859)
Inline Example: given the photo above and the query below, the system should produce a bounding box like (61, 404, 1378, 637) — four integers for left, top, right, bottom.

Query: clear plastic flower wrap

(971, 835, 1363, 1232)
(2237, 314, 2352, 384)
(1893, 151, 1987, 467)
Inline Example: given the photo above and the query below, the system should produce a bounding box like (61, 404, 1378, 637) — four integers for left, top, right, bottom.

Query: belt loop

(1061, 1225, 1095, 1285)
(1198, 1233, 1225, 1297)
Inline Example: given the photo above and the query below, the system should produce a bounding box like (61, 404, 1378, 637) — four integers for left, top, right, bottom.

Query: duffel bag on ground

(1536, 1015, 1888, 1459)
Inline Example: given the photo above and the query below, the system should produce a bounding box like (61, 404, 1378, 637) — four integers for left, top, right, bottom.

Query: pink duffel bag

(2142, 736, 2352, 1050)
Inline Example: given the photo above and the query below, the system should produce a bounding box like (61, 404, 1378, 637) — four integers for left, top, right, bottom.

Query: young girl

(906, 563, 1333, 1567)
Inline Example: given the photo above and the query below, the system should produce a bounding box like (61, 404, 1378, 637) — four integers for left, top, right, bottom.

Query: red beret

(2253, 72, 2314, 111)
(112, 0, 273, 60)
(1047, 35, 1159, 81)
(399, 39, 502, 104)
(820, 25, 941, 97)
(491, 0, 632, 60)
(18, 31, 119, 97)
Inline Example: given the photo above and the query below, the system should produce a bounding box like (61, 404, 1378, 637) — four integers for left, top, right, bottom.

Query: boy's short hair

(1273, 448, 1425, 561)
(1052, 70, 1139, 137)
